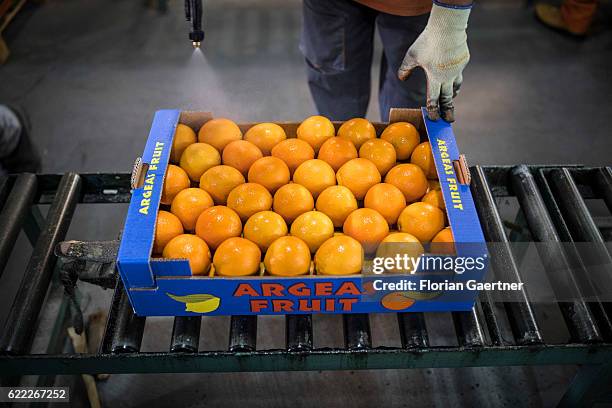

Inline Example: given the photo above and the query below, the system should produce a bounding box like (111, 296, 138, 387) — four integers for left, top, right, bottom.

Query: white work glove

(398, 1, 472, 122)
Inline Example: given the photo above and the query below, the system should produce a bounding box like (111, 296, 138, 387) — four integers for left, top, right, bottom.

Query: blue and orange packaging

(117, 109, 488, 316)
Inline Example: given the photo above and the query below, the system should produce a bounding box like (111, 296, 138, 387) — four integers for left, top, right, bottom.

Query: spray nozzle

(185, 0, 204, 48)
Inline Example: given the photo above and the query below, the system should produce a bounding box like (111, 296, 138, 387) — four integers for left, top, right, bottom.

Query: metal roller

(471, 165, 543, 345)
(594, 167, 612, 213)
(229, 315, 257, 352)
(397, 313, 429, 348)
(171, 316, 201, 353)
(452, 307, 486, 347)
(0, 173, 81, 354)
(0, 173, 37, 279)
(343, 314, 371, 350)
(286, 314, 313, 351)
(534, 168, 612, 340)
(510, 165, 601, 343)
(109, 283, 146, 353)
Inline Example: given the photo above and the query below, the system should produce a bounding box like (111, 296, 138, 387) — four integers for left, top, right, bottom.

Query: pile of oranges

(154, 116, 454, 277)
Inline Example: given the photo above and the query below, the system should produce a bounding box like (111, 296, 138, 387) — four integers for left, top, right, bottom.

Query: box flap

(117, 109, 180, 288)
(421, 108, 486, 249)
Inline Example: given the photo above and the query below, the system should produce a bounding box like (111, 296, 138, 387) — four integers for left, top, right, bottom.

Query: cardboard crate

(117, 109, 488, 316)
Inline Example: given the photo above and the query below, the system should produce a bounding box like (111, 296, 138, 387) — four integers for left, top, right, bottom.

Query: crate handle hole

(452, 155, 471, 185)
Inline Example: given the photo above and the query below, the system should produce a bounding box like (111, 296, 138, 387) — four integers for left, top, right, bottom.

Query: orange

(180, 142, 221, 181)
(292, 159, 336, 199)
(411, 142, 437, 179)
(397, 202, 445, 242)
(199, 165, 245, 205)
(171, 124, 197, 163)
(243, 211, 288, 251)
(315, 185, 358, 227)
(272, 183, 314, 224)
(384, 163, 428, 203)
(226, 183, 273, 221)
(336, 158, 381, 200)
(380, 122, 420, 160)
(422, 189, 445, 210)
(244, 123, 287, 155)
(343, 208, 389, 254)
(314, 235, 364, 275)
(153, 210, 184, 254)
(376, 232, 424, 274)
(430, 227, 455, 254)
(162, 234, 211, 275)
(271, 139, 315, 175)
(195, 206, 242, 250)
(222, 140, 263, 176)
(247, 156, 290, 194)
(198, 118, 242, 152)
(428, 179, 441, 192)
(364, 183, 406, 225)
(213, 237, 261, 276)
(358, 139, 397, 176)
(337, 118, 376, 149)
(317, 137, 358, 172)
(171, 188, 214, 231)
(296, 115, 335, 153)
(381, 292, 415, 311)
(290, 211, 334, 253)
(161, 164, 190, 205)
(264, 236, 311, 276)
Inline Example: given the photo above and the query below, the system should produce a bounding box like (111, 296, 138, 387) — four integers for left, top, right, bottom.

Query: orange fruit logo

(380, 292, 415, 311)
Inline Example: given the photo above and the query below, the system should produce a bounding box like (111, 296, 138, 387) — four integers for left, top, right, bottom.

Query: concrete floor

(1, 0, 612, 406)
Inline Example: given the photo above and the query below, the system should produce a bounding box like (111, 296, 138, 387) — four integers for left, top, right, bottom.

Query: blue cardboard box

(117, 109, 488, 316)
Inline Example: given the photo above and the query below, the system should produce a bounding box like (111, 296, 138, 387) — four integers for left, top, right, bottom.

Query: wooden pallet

(0, 0, 28, 64)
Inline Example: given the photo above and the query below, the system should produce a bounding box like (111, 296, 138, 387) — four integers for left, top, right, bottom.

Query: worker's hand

(398, 1, 472, 122)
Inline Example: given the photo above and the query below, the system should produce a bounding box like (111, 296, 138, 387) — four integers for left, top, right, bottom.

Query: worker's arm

(398, 0, 473, 122)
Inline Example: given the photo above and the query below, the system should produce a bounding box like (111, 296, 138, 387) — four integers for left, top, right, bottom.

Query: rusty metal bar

(343, 314, 371, 350)
(0, 173, 81, 355)
(471, 166, 543, 345)
(170, 317, 201, 353)
(229, 316, 257, 352)
(397, 313, 429, 348)
(510, 165, 601, 343)
(0, 173, 37, 279)
(286, 314, 312, 351)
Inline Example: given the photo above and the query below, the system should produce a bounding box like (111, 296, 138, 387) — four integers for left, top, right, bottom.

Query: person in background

(300, 0, 473, 123)
(535, 0, 597, 36)
(0, 105, 41, 174)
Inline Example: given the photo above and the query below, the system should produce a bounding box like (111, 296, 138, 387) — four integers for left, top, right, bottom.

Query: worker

(534, 0, 597, 36)
(0, 105, 41, 174)
(300, 0, 473, 122)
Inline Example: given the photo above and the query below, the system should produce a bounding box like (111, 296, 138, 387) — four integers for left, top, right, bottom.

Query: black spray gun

(185, 0, 204, 48)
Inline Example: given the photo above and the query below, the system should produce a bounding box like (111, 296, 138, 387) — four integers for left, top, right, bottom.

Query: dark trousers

(300, 0, 429, 122)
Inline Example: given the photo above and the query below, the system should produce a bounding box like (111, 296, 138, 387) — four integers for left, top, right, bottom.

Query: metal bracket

(54, 240, 120, 333)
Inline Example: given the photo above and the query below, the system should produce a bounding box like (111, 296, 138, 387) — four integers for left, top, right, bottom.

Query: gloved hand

(398, 1, 472, 122)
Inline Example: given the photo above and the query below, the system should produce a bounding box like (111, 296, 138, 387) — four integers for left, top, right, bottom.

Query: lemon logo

(167, 293, 221, 313)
